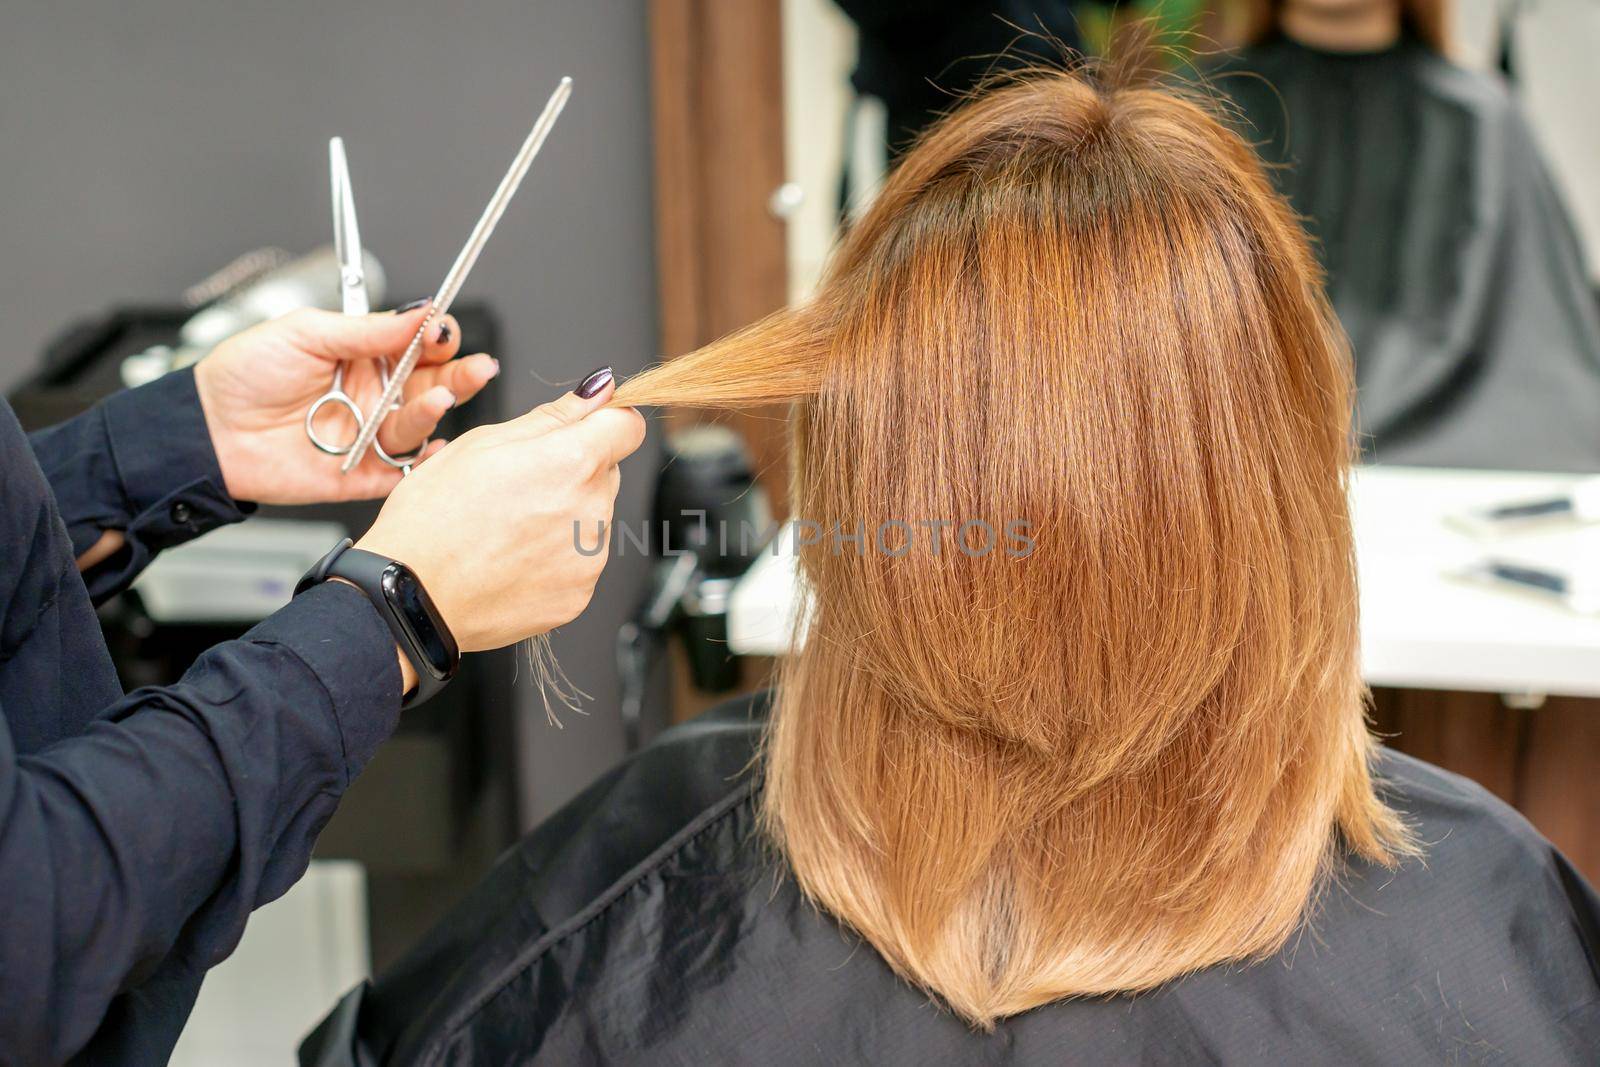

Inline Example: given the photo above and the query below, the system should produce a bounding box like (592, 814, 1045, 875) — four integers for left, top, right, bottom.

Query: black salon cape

(301, 693, 1600, 1066)
(1215, 36, 1600, 471)
(0, 369, 401, 1065)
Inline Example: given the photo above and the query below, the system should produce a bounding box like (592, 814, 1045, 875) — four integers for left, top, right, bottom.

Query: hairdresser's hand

(355, 369, 645, 652)
(195, 303, 500, 504)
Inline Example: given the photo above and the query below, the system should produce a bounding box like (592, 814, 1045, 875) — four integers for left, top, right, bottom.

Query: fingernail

(436, 322, 453, 345)
(393, 298, 429, 313)
(576, 366, 613, 399)
(486, 357, 501, 379)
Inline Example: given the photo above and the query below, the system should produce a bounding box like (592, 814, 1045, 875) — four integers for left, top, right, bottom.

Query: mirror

(781, 0, 1600, 473)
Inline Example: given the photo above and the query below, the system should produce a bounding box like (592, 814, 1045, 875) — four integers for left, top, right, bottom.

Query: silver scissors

(304, 136, 422, 471)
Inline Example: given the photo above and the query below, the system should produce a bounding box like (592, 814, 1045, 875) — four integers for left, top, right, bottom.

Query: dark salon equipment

(8, 299, 520, 970)
(834, 1, 1126, 160)
(616, 425, 771, 750)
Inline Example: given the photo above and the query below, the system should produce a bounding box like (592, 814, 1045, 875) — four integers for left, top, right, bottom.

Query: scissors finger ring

(306, 369, 367, 458)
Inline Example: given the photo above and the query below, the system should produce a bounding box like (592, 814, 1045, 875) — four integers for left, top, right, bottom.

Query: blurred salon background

(4, 1, 1599, 1060)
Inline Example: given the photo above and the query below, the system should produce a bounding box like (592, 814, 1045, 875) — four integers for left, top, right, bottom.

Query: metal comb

(342, 76, 573, 471)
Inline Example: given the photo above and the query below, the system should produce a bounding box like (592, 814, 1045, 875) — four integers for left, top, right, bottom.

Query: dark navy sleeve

(0, 580, 402, 1066)
(28, 366, 253, 604)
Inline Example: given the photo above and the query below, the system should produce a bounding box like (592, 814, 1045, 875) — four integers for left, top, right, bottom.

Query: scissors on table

(304, 136, 423, 472)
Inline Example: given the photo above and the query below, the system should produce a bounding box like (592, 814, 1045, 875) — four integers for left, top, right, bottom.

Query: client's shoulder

(509, 690, 770, 906)
(1325, 746, 1599, 954)
(304, 694, 771, 1066)
(1371, 744, 1555, 861)
(480, 687, 769, 916)
(1212, 748, 1600, 1061)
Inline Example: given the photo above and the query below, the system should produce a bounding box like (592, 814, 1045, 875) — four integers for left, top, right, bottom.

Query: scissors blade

(341, 76, 572, 472)
(329, 136, 370, 317)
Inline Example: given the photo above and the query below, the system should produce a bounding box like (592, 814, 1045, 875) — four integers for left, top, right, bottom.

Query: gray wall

(0, 0, 660, 824)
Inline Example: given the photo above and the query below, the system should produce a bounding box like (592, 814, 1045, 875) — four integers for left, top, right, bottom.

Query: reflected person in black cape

(1213, 0, 1600, 470)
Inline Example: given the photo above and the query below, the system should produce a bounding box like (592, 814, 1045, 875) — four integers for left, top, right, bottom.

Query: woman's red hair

(614, 69, 1411, 1027)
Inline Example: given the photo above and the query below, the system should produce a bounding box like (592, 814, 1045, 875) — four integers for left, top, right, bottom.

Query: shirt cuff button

(170, 500, 193, 525)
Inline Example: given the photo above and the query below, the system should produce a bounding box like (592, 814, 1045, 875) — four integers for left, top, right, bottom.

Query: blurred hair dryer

(120, 245, 384, 387)
(616, 425, 773, 749)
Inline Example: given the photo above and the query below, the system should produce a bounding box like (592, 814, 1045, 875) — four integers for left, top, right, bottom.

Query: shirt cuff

(244, 581, 404, 782)
(101, 366, 254, 555)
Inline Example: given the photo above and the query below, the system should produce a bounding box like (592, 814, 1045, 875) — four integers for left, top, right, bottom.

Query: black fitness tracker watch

(295, 538, 460, 708)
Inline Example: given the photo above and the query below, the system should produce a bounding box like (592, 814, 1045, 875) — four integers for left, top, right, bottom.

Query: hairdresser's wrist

(349, 371, 645, 654)
(328, 576, 419, 697)
(393, 646, 419, 697)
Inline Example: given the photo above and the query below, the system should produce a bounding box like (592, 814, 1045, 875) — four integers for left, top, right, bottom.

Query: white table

(728, 466, 1600, 700)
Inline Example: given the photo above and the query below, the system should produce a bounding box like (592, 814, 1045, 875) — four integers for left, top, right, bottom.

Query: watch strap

(296, 538, 459, 708)
(297, 537, 356, 595)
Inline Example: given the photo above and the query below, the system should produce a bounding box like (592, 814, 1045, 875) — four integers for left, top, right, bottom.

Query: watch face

(382, 565, 457, 681)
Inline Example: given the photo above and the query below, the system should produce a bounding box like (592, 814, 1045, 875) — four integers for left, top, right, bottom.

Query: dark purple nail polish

(576, 366, 613, 399)
(436, 323, 453, 345)
(393, 298, 428, 313)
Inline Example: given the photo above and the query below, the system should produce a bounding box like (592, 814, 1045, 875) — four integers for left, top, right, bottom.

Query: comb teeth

(342, 313, 435, 472)
(341, 76, 572, 472)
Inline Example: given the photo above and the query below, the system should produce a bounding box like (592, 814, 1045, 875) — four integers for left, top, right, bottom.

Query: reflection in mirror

(1215, 0, 1600, 472)
(783, 0, 1600, 471)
